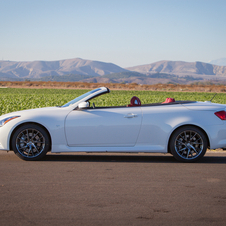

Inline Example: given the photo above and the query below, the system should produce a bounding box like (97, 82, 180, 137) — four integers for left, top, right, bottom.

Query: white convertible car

(0, 87, 226, 162)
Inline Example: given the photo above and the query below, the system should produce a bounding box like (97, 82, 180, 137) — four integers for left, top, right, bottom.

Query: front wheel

(169, 126, 208, 162)
(11, 124, 50, 161)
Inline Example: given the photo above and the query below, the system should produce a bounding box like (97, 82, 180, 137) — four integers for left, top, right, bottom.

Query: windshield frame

(61, 87, 109, 108)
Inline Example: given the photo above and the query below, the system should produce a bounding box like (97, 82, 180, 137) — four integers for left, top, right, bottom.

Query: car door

(65, 107, 142, 147)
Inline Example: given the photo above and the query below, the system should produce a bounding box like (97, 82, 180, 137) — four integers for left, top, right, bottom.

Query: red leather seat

(162, 98, 175, 104)
(127, 96, 141, 107)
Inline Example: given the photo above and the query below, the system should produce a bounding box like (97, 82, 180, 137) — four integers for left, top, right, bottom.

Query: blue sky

(0, 0, 226, 67)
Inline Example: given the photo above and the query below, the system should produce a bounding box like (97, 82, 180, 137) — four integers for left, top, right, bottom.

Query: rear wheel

(11, 124, 50, 161)
(169, 126, 207, 162)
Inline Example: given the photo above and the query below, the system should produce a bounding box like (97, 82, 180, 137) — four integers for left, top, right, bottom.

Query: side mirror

(78, 102, 89, 109)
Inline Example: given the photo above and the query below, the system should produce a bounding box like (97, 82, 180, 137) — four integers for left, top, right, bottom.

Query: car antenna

(210, 93, 217, 102)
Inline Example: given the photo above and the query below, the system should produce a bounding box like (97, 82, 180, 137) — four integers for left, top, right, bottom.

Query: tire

(11, 124, 50, 161)
(169, 126, 207, 162)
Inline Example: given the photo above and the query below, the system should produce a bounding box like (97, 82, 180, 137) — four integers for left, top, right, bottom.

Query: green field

(1, 88, 226, 115)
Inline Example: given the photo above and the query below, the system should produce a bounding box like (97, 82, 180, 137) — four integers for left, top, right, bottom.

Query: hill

(1, 58, 226, 84)
(209, 58, 226, 66)
(0, 58, 127, 79)
(80, 71, 203, 85)
(126, 60, 226, 77)
(35, 74, 93, 82)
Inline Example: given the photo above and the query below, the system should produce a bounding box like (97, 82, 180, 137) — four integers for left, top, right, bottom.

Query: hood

(0, 106, 59, 120)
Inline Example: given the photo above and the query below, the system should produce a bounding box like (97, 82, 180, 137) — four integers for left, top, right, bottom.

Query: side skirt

(51, 144, 167, 153)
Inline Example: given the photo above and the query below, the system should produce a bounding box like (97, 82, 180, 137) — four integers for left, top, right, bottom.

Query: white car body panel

(65, 107, 142, 147)
(1, 86, 226, 158)
(138, 104, 225, 151)
(0, 107, 69, 151)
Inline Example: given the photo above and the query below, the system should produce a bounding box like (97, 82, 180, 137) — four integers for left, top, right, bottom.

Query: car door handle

(124, 113, 137, 118)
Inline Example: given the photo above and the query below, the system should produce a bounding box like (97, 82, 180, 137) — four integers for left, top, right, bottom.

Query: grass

(1, 88, 226, 116)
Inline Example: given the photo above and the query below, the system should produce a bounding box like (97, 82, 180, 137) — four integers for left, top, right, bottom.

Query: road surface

(0, 151, 226, 226)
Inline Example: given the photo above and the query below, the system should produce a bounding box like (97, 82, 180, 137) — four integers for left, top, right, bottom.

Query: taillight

(214, 111, 226, 120)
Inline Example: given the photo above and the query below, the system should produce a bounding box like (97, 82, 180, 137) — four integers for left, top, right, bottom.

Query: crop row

(1, 88, 226, 115)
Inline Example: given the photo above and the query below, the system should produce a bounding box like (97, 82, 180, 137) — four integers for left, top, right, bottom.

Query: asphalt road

(0, 151, 226, 226)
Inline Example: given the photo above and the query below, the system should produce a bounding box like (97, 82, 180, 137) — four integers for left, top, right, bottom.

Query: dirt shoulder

(1, 81, 226, 92)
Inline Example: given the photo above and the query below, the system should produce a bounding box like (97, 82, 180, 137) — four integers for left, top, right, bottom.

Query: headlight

(0, 116, 20, 127)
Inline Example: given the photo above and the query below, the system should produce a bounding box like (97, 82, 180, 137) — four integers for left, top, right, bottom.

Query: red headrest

(127, 96, 141, 107)
(162, 98, 175, 104)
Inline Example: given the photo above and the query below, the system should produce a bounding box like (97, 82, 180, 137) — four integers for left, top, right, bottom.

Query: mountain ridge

(1, 58, 226, 84)
(126, 60, 226, 76)
(209, 58, 226, 66)
(0, 58, 128, 79)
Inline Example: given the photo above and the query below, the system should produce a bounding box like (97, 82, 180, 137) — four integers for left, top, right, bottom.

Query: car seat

(127, 96, 141, 107)
(162, 98, 175, 104)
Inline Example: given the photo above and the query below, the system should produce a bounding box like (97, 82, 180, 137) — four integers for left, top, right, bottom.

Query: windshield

(62, 88, 102, 107)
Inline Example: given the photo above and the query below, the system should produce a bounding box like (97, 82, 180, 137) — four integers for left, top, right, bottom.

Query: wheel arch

(9, 122, 52, 151)
(167, 124, 210, 153)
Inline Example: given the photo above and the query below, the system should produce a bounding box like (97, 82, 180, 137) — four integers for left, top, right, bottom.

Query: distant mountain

(0, 58, 127, 79)
(36, 74, 93, 82)
(81, 71, 203, 85)
(126, 60, 226, 77)
(81, 71, 147, 84)
(1, 58, 226, 84)
(209, 58, 226, 66)
(102, 71, 147, 79)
